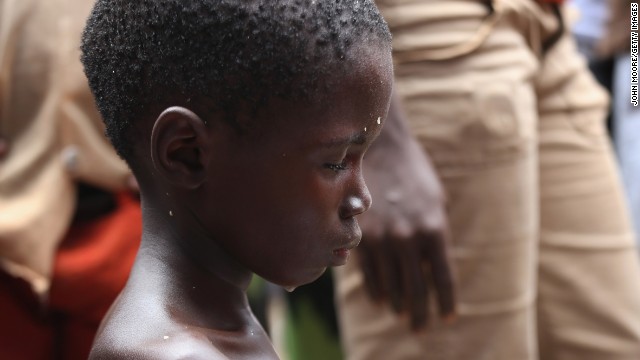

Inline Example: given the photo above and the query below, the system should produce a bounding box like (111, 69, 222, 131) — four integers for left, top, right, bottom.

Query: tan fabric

(335, 0, 640, 359)
(0, 0, 130, 295)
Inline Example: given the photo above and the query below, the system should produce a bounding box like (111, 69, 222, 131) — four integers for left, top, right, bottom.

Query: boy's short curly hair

(80, 0, 391, 162)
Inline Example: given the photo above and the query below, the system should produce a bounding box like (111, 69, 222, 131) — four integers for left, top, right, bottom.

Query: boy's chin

(272, 267, 328, 292)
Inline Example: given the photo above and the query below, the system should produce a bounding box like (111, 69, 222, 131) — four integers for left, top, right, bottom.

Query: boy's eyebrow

(320, 132, 367, 148)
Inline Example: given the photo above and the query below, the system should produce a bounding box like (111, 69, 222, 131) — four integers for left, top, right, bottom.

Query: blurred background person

(567, 0, 614, 134)
(569, 0, 640, 244)
(0, 0, 141, 358)
(603, 0, 640, 244)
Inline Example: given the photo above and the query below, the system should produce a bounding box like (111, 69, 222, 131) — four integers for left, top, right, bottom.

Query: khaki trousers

(335, 1, 640, 359)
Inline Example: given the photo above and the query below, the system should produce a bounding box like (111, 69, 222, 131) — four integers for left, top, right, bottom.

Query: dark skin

(0, 136, 8, 159)
(89, 44, 393, 359)
(357, 93, 456, 331)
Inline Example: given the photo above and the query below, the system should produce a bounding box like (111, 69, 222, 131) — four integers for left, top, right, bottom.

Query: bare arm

(357, 93, 456, 330)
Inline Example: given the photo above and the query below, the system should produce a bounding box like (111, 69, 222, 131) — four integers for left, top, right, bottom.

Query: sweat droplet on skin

(169, 210, 174, 216)
(377, 117, 381, 125)
(364, 127, 367, 132)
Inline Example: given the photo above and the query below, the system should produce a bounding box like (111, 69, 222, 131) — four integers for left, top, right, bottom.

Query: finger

(0, 138, 8, 159)
(423, 232, 456, 319)
(358, 243, 383, 302)
(398, 240, 428, 331)
(380, 238, 403, 313)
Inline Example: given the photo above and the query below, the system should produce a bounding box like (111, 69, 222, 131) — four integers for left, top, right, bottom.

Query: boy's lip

(331, 248, 351, 265)
(336, 238, 361, 252)
(331, 237, 361, 266)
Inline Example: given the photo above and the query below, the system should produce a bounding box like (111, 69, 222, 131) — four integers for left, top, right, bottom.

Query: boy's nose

(339, 182, 372, 219)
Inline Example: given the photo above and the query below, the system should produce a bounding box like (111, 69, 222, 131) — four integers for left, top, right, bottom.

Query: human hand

(356, 96, 456, 331)
(0, 136, 8, 159)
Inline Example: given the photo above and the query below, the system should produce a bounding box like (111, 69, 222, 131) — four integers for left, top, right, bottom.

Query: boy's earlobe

(150, 107, 210, 189)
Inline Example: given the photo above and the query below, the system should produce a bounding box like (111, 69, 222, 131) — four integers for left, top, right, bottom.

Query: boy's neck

(141, 196, 253, 287)
(134, 198, 255, 329)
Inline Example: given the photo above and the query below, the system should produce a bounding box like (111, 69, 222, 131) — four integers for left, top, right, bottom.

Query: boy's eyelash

(324, 162, 348, 172)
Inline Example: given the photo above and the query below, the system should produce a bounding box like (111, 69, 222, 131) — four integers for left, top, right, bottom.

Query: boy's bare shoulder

(89, 291, 228, 360)
(90, 328, 228, 360)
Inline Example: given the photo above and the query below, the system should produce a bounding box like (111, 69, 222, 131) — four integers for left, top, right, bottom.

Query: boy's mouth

(331, 248, 352, 265)
(331, 238, 361, 265)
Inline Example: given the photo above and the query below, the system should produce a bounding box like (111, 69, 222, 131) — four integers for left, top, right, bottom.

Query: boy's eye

(324, 161, 348, 172)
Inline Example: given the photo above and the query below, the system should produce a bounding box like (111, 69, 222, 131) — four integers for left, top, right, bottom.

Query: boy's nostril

(341, 196, 368, 219)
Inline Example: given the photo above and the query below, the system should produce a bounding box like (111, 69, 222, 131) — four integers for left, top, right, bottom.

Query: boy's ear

(150, 107, 210, 189)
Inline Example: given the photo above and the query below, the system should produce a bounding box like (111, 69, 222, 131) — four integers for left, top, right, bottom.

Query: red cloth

(0, 193, 141, 360)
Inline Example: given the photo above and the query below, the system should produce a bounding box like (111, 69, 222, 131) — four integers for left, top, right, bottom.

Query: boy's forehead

(254, 51, 391, 138)
(224, 41, 388, 116)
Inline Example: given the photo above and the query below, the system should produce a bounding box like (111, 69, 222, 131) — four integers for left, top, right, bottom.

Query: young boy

(80, 0, 393, 358)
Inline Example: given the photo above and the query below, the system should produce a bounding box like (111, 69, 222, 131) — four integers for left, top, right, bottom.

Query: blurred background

(0, 0, 638, 359)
